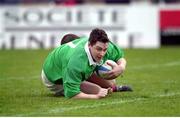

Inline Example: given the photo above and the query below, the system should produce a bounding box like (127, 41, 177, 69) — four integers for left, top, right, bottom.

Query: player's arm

(107, 57, 127, 79)
(72, 88, 109, 99)
(64, 62, 109, 99)
(73, 92, 98, 99)
(73, 92, 99, 99)
(116, 57, 127, 73)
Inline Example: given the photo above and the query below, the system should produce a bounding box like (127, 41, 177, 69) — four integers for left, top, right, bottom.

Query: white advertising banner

(0, 5, 159, 49)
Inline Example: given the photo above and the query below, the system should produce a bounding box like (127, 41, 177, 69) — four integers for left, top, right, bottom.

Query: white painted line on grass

(15, 91, 180, 116)
(51, 98, 145, 114)
(49, 92, 180, 114)
(154, 92, 180, 97)
(0, 75, 40, 80)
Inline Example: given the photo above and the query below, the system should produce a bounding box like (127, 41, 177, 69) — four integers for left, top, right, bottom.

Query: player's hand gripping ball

(96, 60, 118, 79)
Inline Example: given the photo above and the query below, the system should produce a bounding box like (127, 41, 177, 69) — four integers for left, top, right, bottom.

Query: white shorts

(41, 70, 64, 96)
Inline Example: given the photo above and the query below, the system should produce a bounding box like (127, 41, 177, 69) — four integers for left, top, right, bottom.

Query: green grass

(0, 47, 180, 116)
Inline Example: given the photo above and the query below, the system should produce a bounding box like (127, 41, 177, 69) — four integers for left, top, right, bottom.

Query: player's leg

(80, 81, 101, 94)
(88, 73, 132, 92)
(41, 70, 64, 96)
(80, 81, 112, 94)
(87, 73, 116, 91)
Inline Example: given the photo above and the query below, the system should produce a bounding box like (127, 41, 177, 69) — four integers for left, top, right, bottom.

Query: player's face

(89, 41, 108, 63)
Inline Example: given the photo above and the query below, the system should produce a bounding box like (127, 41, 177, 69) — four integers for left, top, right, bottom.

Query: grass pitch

(0, 47, 180, 116)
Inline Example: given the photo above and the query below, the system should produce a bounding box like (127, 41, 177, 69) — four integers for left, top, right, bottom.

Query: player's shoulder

(68, 51, 88, 70)
(108, 41, 121, 50)
(73, 36, 88, 42)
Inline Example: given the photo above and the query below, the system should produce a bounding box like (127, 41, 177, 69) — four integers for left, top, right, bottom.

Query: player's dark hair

(89, 28, 109, 45)
(61, 34, 80, 45)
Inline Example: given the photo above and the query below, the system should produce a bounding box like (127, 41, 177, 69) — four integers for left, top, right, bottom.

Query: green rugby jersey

(43, 37, 124, 98)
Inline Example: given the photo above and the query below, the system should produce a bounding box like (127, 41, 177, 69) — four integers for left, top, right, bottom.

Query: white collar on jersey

(84, 42, 103, 66)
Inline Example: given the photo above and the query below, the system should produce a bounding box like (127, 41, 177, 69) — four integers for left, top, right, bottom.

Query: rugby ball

(96, 60, 118, 78)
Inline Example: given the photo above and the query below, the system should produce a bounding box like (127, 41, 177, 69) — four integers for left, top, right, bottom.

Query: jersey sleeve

(63, 62, 83, 98)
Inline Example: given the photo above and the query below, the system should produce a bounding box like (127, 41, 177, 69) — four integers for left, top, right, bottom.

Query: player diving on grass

(41, 28, 132, 99)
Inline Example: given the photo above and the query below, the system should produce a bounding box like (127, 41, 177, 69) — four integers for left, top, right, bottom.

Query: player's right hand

(97, 88, 109, 98)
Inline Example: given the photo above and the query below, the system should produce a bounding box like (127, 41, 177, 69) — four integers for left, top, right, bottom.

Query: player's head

(60, 34, 80, 45)
(88, 28, 110, 63)
(89, 28, 109, 45)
